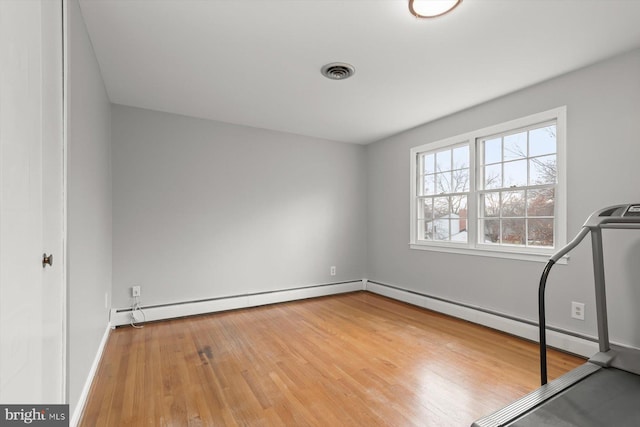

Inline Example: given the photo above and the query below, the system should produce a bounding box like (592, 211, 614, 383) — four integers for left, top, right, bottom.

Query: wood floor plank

(80, 292, 584, 426)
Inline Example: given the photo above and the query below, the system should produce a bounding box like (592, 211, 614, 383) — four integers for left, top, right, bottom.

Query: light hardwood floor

(80, 292, 584, 426)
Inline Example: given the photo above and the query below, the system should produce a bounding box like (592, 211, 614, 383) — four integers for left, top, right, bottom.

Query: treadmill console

(623, 204, 640, 217)
(587, 204, 640, 228)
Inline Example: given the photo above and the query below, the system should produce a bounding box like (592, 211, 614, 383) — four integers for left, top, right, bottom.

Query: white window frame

(409, 107, 567, 263)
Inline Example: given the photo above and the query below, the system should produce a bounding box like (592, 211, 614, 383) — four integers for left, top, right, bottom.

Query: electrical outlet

(330, 266, 336, 276)
(132, 286, 141, 297)
(571, 301, 585, 320)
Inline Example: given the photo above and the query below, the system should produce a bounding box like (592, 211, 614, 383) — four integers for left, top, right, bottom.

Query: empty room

(3, 0, 640, 426)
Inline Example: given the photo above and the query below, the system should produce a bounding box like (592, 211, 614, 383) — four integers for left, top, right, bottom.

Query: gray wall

(66, 0, 112, 413)
(111, 106, 366, 308)
(366, 48, 640, 348)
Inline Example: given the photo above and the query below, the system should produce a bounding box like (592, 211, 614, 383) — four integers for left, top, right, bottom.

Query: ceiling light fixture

(409, 0, 462, 18)
(321, 62, 356, 80)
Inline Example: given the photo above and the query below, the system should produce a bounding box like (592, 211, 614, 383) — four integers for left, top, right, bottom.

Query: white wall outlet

(571, 301, 585, 320)
(132, 286, 141, 297)
(330, 266, 336, 276)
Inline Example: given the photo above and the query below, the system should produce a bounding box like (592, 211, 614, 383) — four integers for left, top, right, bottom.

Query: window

(417, 144, 469, 243)
(410, 107, 566, 263)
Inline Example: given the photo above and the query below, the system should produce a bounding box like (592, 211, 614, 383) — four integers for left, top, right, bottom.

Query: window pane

(484, 164, 502, 189)
(418, 198, 433, 220)
(503, 159, 527, 187)
(423, 175, 435, 195)
(433, 219, 450, 241)
(451, 195, 467, 216)
(530, 155, 556, 185)
(423, 153, 435, 174)
(422, 220, 433, 240)
(504, 131, 527, 160)
(436, 150, 451, 172)
(527, 188, 554, 217)
(482, 219, 500, 244)
(484, 138, 501, 165)
(453, 146, 469, 169)
(502, 219, 525, 245)
(529, 125, 556, 157)
(528, 218, 554, 247)
(434, 197, 450, 218)
(451, 168, 469, 192)
(480, 193, 500, 217)
(502, 190, 525, 217)
(435, 172, 452, 194)
(451, 196, 468, 242)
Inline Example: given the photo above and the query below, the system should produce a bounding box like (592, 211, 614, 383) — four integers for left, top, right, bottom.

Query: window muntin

(409, 107, 566, 262)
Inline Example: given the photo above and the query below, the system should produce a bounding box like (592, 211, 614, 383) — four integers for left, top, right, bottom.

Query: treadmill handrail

(549, 227, 590, 263)
(539, 203, 640, 385)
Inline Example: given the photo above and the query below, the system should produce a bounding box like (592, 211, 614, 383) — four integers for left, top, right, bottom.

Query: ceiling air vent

(321, 62, 355, 80)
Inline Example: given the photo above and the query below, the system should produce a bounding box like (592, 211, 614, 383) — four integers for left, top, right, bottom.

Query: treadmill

(472, 204, 640, 426)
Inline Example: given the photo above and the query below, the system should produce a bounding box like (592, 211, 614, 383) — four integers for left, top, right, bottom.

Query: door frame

(42, 0, 67, 402)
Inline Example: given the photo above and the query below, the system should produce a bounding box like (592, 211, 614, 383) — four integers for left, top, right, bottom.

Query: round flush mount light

(321, 62, 356, 80)
(409, 0, 462, 18)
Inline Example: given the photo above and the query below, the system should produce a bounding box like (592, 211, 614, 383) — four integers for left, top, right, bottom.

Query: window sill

(409, 243, 568, 264)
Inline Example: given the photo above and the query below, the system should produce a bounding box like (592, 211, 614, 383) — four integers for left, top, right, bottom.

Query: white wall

(366, 48, 640, 348)
(112, 106, 366, 308)
(66, 0, 112, 414)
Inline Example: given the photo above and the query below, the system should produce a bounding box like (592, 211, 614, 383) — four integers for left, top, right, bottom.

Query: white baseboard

(109, 278, 599, 357)
(365, 281, 598, 358)
(110, 280, 366, 327)
(70, 323, 111, 427)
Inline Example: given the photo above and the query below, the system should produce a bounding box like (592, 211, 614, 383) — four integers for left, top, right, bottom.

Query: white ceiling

(79, 0, 640, 144)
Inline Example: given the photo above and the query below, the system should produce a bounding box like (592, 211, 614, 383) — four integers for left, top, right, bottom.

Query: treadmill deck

(510, 368, 640, 426)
